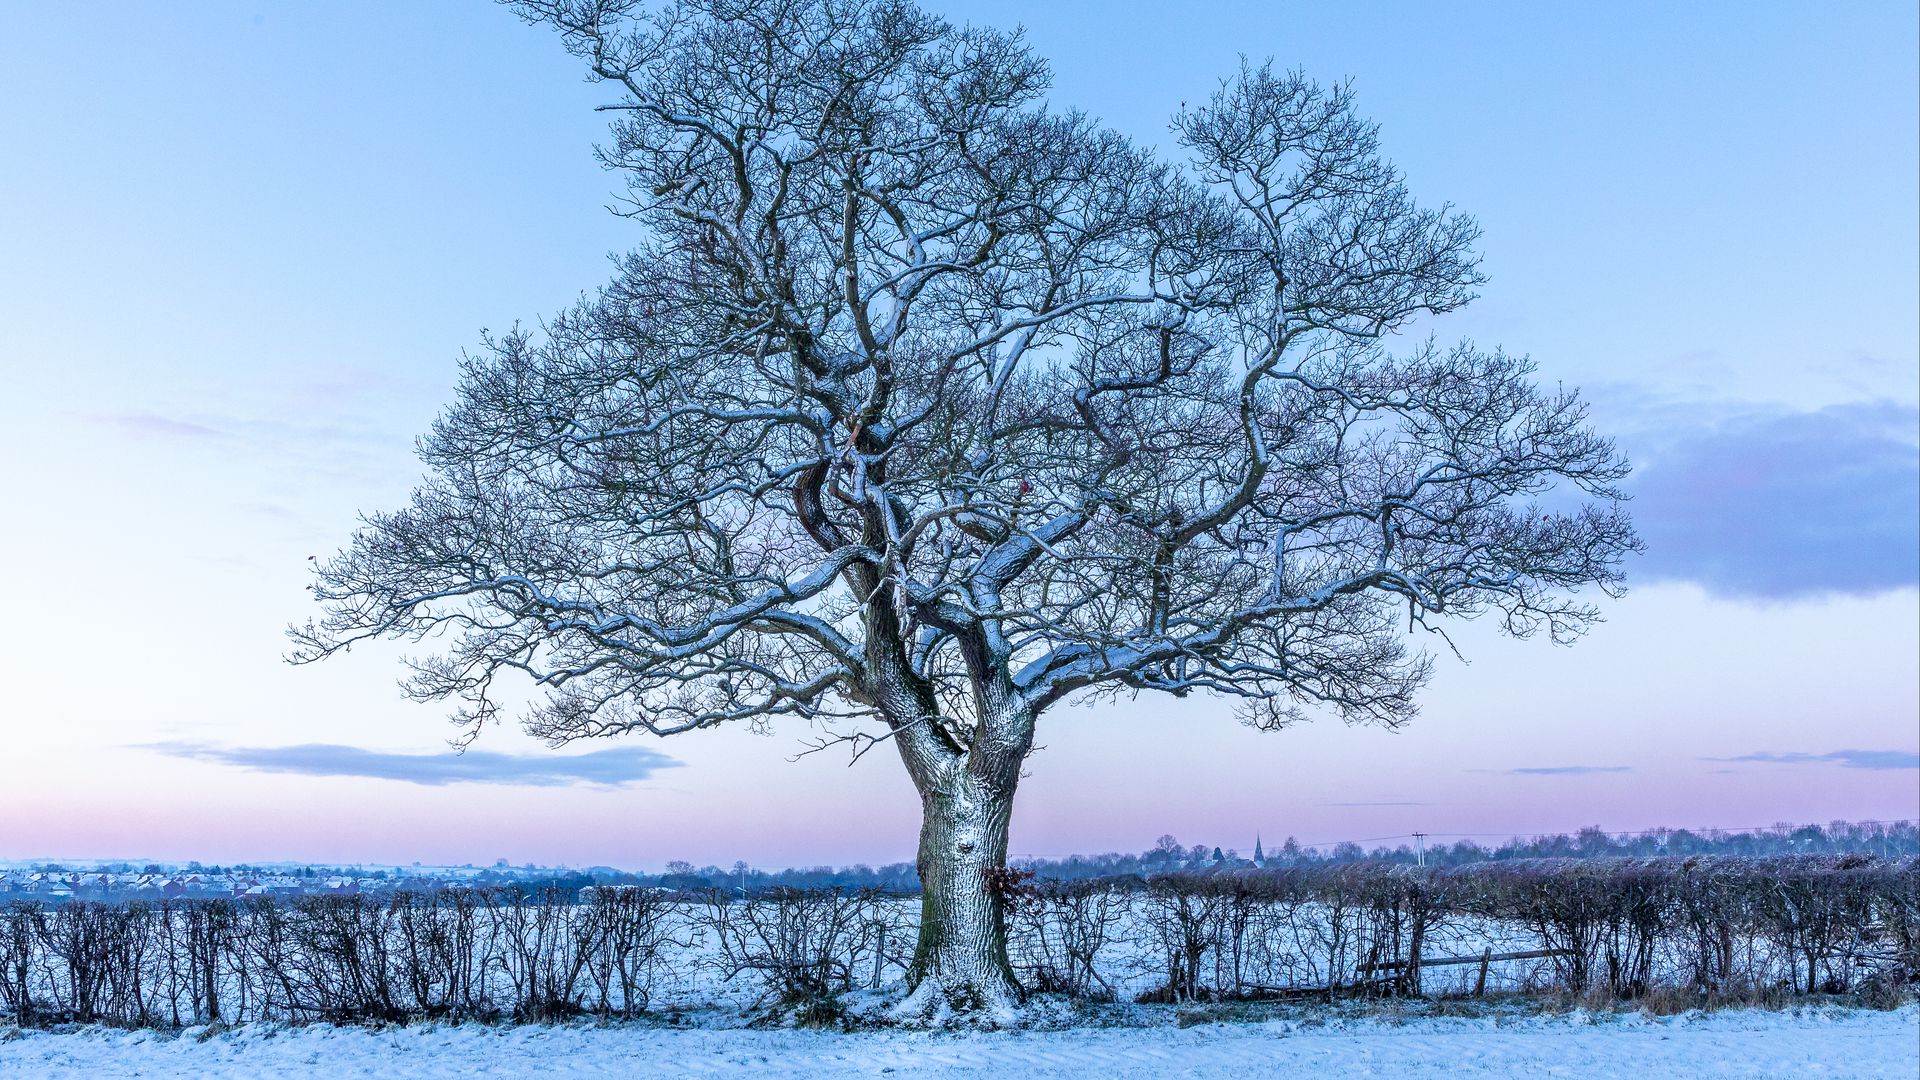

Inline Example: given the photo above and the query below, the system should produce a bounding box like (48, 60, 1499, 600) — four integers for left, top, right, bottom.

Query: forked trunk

(894, 762, 1023, 1023)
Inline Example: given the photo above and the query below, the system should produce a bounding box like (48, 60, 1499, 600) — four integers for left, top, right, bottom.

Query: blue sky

(0, 2, 1914, 867)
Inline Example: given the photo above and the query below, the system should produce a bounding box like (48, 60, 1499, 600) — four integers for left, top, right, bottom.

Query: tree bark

(894, 755, 1024, 1023)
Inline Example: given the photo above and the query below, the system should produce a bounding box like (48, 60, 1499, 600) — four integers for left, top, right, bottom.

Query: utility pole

(1413, 832, 1427, 868)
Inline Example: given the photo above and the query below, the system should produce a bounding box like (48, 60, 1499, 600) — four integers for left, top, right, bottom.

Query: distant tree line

(1011, 820, 1920, 881)
(554, 820, 1920, 894)
(17, 820, 1913, 898)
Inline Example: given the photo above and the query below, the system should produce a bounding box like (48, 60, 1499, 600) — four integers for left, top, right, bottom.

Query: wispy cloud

(142, 742, 681, 787)
(1707, 749, 1920, 771)
(91, 412, 227, 439)
(1478, 765, 1633, 776)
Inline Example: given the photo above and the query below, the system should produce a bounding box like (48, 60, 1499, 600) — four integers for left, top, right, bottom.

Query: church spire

(1253, 834, 1265, 868)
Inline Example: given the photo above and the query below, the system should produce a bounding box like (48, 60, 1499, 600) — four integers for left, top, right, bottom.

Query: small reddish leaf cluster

(981, 865, 1040, 911)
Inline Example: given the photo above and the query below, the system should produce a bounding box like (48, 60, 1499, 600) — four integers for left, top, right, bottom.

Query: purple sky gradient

(0, 2, 1913, 870)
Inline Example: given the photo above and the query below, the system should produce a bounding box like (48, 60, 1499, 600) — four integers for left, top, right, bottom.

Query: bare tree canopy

(293, 0, 1637, 1021)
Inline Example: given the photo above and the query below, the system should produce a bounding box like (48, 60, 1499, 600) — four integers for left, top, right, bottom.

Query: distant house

(125, 873, 182, 898)
(579, 884, 671, 902)
(265, 876, 305, 897)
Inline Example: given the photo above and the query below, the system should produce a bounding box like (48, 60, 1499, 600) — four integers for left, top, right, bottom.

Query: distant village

(0, 861, 605, 903)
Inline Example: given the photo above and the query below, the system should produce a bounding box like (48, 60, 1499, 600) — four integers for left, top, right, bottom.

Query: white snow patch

(0, 1006, 1912, 1079)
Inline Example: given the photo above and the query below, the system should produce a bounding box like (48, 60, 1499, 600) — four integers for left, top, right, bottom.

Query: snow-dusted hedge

(1049, 855, 1919, 1002)
(1, 856, 1912, 1026)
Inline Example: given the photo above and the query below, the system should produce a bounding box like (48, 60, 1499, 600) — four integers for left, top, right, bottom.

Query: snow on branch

(296, 0, 1637, 768)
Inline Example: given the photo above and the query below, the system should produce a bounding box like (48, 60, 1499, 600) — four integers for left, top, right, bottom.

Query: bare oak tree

(292, 0, 1637, 1021)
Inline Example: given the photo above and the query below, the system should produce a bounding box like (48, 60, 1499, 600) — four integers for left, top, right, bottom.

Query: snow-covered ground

(2, 1005, 1913, 1079)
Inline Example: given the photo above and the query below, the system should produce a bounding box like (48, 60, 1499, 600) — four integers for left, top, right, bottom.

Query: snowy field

(2, 1006, 1913, 1079)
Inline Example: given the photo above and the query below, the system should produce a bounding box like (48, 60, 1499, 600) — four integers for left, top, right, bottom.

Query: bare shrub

(703, 887, 901, 1010)
(1010, 878, 1131, 999)
(578, 886, 693, 1017)
(0, 903, 39, 1026)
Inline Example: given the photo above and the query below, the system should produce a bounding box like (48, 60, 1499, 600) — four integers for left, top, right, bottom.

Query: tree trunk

(895, 761, 1023, 1023)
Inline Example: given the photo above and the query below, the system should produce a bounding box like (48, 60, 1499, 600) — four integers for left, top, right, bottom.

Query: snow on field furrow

(1, 1007, 1914, 1079)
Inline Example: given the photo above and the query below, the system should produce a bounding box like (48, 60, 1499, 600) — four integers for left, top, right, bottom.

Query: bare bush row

(1019, 855, 1918, 1003)
(1, 855, 1911, 1027)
